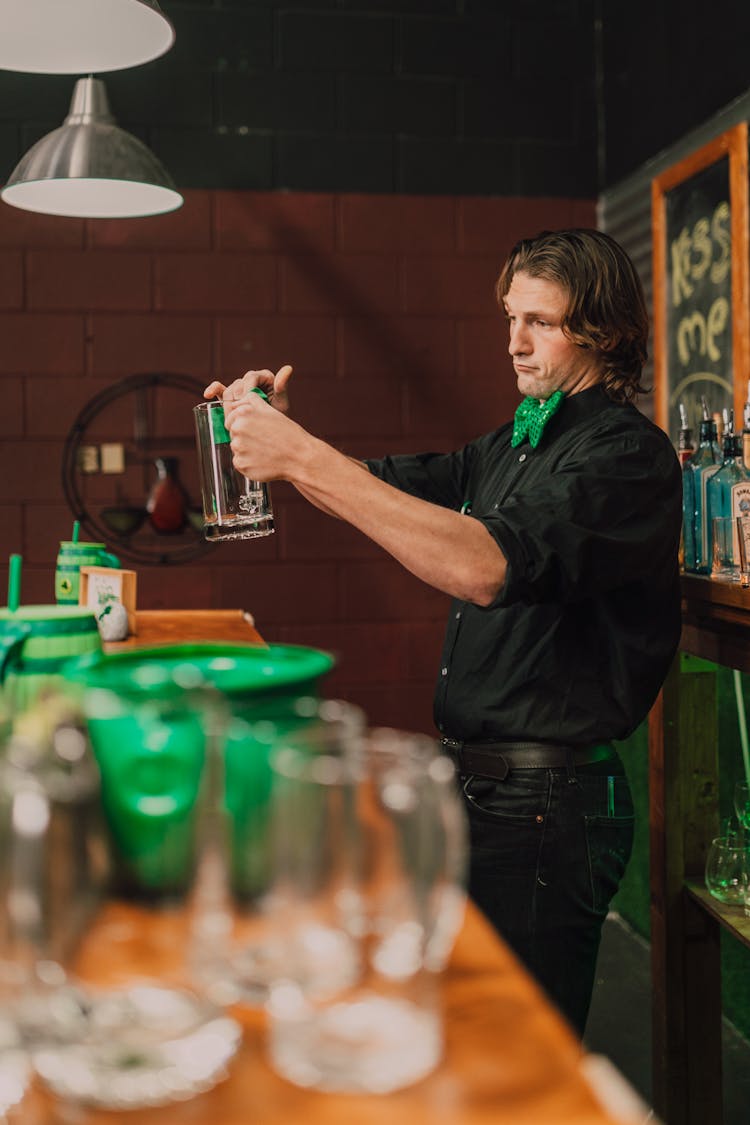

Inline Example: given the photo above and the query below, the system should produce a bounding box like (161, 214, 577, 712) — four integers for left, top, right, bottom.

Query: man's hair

(495, 228, 649, 402)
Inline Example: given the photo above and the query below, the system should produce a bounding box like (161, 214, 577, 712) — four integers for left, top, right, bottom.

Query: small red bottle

(146, 457, 187, 533)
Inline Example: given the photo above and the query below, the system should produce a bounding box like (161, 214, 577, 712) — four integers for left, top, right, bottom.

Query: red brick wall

(0, 190, 594, 733)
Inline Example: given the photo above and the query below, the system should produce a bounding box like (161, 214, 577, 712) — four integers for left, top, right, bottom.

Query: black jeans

(459, 754, 634, 1037)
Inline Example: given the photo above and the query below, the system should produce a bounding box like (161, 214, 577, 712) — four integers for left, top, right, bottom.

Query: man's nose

(508, 321, 530, 355)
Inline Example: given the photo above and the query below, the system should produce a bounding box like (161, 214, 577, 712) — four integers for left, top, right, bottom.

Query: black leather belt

(440, 738, 615, 781)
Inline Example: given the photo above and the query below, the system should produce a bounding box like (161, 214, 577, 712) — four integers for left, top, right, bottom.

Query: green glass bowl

(63, 642, 335, 700)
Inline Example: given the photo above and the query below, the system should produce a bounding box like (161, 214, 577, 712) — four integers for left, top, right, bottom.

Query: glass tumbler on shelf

(734, 779, 750, 834)
(262, 723, 468, 1095)
(193, 397, 274, 542)
(711, 516, 740, 581)
(704, 834, 749, 905)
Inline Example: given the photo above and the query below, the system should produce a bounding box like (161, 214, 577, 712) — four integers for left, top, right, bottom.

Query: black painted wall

(0, 0, 599, 197)
(601, 0, 750, 187)
(0, 1, 750, 198)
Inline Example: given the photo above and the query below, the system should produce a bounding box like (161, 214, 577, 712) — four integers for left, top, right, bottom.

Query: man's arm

(223, 393, 507, 607)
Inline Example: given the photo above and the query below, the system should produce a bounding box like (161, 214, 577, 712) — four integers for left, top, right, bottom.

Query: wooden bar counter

(103, 608, 266, 651)
(20, 900, 639, 1125)
(15, 609, 644, 1124)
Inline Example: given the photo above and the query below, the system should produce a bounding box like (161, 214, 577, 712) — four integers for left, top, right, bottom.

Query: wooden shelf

(684, 878, 750, 951)
(681, 573, 750, 670)
(650, 572, 750, 1123)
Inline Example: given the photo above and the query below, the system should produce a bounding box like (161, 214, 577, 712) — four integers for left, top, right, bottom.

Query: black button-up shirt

(366, 384, 682, 745)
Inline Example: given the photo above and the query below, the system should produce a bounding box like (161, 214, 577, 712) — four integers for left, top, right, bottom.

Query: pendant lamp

(0, 0, 174, 74)
(1, 76, 183, 218)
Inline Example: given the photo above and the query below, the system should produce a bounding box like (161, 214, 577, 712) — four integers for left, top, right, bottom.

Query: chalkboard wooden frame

(652, 122, 749, 438)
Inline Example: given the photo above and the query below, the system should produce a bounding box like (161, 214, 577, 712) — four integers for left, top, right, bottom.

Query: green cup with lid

(0, 604, 102, 714)
(63, 642, 335, 898)
(55, 540, 120, 606)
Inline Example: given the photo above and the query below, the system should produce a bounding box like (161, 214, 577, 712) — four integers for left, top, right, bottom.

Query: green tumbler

(63, 643, 335, 899)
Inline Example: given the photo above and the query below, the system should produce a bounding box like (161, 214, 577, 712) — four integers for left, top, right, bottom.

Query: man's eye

(535, 319, 550, 327)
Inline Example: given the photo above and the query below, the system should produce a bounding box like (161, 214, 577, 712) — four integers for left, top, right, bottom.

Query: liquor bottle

(682, 397, 720, 573)
(743, 379, 750, 470)
(677, 402, 695, 465)
(706, 410, 750, 574)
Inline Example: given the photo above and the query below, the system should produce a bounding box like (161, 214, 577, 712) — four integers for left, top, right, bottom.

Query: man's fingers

(272, 364, 293, 411)
(204, 381, 226, 399)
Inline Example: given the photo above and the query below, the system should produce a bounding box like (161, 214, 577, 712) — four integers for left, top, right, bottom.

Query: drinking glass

(734, 779, 750, 833)
(705, 835, 748, 904)
(740, 847, 750, 918)
(193, 400, 274, 542)
(188, 698, 366, 1007)
(711, 517, 740, 581)
(263, 723, 468, 1094)
(6, 683, 242, 1111)
(0, 955, 31, 1119)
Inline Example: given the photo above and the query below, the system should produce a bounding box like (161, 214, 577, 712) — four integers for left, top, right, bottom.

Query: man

(205, 228, 682, 1036)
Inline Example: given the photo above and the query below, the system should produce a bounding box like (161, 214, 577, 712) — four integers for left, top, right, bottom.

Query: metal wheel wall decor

(62, 372, 213, 566)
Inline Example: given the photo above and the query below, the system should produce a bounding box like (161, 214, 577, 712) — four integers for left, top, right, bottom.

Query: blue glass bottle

(683, 409, 719, 572)
(706, 415, 750, 575)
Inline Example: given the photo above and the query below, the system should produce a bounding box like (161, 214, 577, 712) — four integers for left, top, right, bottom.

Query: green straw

(7, 554, 21, 612)
(72, 520, 80, 544)
(733, 669, 750, 789)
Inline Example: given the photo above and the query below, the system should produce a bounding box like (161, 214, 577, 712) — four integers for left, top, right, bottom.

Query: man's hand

(203, 364, 293, 413)
(221, 387, 314, 483)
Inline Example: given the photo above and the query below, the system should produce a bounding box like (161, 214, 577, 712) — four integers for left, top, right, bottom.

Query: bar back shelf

(649, 572, 750, 1124)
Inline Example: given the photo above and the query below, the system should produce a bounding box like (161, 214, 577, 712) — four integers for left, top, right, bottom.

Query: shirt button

(493, 503, 499, 510)
(518, 453, 527, 463)
(455, 611, 461, 620)
(441, 667, 448, 676)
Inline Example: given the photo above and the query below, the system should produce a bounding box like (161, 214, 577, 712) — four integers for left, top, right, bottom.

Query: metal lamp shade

(1, 77, 183, 219)
(0, 0, 174, 74)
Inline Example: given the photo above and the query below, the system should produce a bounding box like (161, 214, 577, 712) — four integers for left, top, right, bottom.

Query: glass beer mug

(193, 393, 274, 542)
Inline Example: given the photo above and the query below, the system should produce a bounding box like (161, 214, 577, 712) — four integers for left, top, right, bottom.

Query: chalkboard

(652, 123, 749, 445)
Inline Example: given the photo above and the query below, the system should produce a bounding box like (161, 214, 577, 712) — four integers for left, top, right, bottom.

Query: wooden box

(79, 566, 137, 634)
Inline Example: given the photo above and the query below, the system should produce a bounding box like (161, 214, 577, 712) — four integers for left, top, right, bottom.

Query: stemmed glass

(733, 780, 750, 917)
(734, 780, 750, 834)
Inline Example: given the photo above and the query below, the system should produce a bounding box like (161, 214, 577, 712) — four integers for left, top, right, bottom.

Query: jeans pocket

(583, 813, 635, 916)
(461, 772, 549, 824)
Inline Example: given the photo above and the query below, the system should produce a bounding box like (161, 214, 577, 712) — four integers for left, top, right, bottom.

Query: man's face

(503, 271, 604, 400)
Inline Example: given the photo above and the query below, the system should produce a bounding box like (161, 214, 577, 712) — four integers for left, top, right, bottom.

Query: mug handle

(100, 552, 121, 568)
(0, 623, 31, 683)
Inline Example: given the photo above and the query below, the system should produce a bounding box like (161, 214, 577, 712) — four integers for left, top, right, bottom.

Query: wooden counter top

(103, 609, 265, 652)
(15, 607, 643, 1124)
(19, 900, 642, 1125)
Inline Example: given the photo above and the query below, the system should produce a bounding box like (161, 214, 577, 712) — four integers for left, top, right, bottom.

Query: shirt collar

(543, 383, 612, 441)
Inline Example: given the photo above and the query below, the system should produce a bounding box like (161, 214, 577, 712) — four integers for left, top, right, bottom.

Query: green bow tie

(511, 390, 565, 449)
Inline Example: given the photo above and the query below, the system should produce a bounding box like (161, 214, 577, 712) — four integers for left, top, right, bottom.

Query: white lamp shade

(0, 0, 175, 74)
(1, 77, 183, 219)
